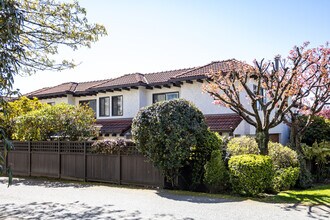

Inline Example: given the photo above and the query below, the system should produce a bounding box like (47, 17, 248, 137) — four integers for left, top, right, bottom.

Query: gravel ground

(0, 177, 329, 220)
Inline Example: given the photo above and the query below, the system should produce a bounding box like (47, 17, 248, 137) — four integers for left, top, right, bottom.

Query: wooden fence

(1, 141, 164, 187)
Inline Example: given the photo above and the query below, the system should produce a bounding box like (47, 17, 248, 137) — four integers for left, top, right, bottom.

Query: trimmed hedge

(226, 136, 259, 156)
(268, 142, 299, 169)
(228, 154, 273, 196)
(272, 167, 300, 192)
(204, 150, 229, 193)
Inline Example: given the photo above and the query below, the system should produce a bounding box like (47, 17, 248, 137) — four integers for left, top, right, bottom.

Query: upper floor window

(79, 99, 96, 113)
(253, 85, 266, 110)
(99, 97, 110, 117)
(112, 95, 123, 116)
(153, 92, 179, 103)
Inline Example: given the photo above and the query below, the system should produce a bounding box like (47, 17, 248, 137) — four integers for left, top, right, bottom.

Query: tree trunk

(256, 130, 269, 155)
(289, 114, 303, 155)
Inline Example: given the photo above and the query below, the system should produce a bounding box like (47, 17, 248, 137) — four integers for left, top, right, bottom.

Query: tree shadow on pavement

(0, 201, 195, 220)
(278, 203, 330, 220)
(0, 177, 92, 188)
(156, 190, 241, 204)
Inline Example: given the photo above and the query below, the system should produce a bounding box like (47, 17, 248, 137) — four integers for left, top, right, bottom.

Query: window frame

(152, 92, 179, 103)
(111, 95, 123, 116)
(99, 97, 110, 117)
(79, 99, 97, 113)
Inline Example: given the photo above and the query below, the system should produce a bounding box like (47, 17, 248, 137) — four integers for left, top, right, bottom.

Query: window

(99, 97, 110, 117)
(153, 92, 179, 103)
(253, 85, 266, 110)
(112, 95, 123, 116)
(47, 102, 55, 106)
(79, 99, 96, 113)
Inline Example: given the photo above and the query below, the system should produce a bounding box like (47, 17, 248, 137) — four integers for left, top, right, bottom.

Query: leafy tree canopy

(13, 103, 96, 141)
(132, 99, 210, 186)
(205, 42, 330, 154)
(0, 0, 106, 180)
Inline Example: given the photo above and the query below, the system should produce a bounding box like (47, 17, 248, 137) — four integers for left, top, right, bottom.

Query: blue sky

(14, 0, 330, 93)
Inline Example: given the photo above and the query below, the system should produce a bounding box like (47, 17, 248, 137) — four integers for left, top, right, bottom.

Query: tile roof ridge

(133, 72, 146, 83)
(143, 67, 195, 76)
(77, 78, 110, 84)
(68, 82, 78, 92)
(172, 59, 240, 79)
(24, 86, 51, 96)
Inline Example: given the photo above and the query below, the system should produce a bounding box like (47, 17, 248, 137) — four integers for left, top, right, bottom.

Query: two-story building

(25, 60, 290, 144)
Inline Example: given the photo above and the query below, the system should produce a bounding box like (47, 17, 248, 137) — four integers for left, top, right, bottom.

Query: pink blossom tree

(204, 42, 330, 155)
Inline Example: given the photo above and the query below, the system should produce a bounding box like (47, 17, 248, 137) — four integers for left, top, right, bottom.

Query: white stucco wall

(36, 79, 290, 145)
(39, 97, 69, 105)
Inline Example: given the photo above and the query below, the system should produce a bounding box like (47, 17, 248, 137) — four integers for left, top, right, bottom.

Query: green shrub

(91, 139, 135, 154)
(131, 99, 208, 186)
(204, 150, 229, 193)
(272, 167, 300, 192)
(301, 116, 330, 146)
(268, 142, 299, 169)
(13, 103, 96, 141)
(226, 136, 259, 156)
(228, 154, 273, 196)
(189, 130, 222, 189)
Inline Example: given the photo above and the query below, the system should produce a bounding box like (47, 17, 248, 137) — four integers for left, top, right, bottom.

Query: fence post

(58, 140, 61, 179)
(28, 141, 31, 176)
(118, 150, 121, 185)
(83, 141, 87, 182)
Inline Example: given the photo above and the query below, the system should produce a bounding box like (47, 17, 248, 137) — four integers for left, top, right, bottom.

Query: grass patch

(263, 184, 330, 206)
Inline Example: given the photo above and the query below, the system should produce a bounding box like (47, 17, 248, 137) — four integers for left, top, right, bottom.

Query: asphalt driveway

(0, 177, 329, 220)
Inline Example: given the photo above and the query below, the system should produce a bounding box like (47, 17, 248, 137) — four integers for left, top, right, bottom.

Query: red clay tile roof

(172, 59, 238, 80)
(25, 60, 244, 98)
(205, 114, 243, 132)
(90, 73, 147, 90)
(96, 118, 132, 135)
(144, 68, 194, 85)
(95, 114, 242, 134)
(75, 79, 108, 93)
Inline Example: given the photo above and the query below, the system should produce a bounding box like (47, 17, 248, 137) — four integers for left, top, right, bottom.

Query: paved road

(0, 177, 329, 220)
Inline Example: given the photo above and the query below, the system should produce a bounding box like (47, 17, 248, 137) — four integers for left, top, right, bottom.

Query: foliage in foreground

(0, 96, 46, 139)
(228, 154, 273, 196)
(13, 103, 96, 141)
(301, 116, 330, 146)
(204, 150, 229, 193)
(132, 99, 213, 187)
(91, 139, 135, 154)
(226, 136, 259, 156)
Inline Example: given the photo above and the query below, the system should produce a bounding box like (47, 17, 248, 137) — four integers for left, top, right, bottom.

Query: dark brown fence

(1, 141, 164, 187)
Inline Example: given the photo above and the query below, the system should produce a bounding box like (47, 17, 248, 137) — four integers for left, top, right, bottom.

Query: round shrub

(272, 167, 300, 192)
(228, 154, 273, 196)
(204, 150, 229, 193)
(268, 142, 299, 169)
(226, 136, 259, 156)
(131, 99, 208, 185)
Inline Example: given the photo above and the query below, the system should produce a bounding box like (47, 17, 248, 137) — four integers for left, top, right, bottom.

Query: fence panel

(121, 154, 163, 187)
(7, 141, 29, 175)
(30, 142, 59, 177)
(60, 142, 85, 180)
(86, 154, 120, 183)
(1, 141, 164, 187)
